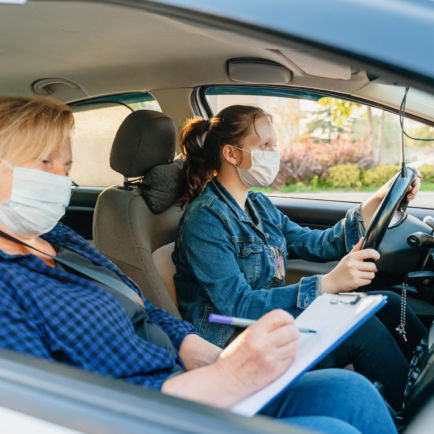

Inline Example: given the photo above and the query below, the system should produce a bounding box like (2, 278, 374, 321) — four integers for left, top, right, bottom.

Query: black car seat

(93, 110, 183, 318)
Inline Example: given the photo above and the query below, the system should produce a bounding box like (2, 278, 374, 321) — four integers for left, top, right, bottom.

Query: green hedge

(419, 164, 434, 183)
(307, 164, 434, 189)
(326, 163, 361, 188)
(362, 165, 400, 187)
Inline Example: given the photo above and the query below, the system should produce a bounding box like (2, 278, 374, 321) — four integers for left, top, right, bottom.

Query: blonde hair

(0, 96, 74, 165)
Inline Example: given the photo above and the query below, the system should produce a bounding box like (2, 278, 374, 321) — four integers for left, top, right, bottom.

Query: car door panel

(62, 187, 103, 240)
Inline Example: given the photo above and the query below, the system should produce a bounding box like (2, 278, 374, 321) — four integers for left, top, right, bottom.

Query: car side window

(70, 94, 161, 187)
(205, 88, 434, 208)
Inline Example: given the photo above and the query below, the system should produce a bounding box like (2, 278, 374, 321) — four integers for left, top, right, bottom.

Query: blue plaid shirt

(0, 223, 196, 389)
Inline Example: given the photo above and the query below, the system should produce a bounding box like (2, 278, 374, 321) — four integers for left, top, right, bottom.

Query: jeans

(371, 290, 427, 362)
(259, 369, 397, 434)
(313, 290, 427, 411)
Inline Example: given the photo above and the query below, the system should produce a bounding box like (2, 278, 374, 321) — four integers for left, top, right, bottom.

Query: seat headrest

(110, 110, 176, 178)
(140, 159, 183, 214)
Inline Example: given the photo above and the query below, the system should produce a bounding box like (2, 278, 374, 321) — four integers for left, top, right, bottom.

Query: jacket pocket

(198, 304, 233, 347)
(236, 241, 263, 285)
(198, 304, 214, 337)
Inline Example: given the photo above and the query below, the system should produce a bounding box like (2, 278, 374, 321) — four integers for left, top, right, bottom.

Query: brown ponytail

(179, 117, 213, 204)
(180, 105, 267, 203)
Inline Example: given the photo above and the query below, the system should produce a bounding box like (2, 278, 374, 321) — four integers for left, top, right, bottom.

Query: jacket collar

(208, 179, 264, 234)
(208, 178, 249, 221)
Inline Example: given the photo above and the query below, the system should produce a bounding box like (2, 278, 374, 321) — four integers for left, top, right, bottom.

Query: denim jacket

(172, 179, 362, 348)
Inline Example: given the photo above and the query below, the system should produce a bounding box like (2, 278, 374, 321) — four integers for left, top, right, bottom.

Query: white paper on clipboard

(231, 293, 387, 417)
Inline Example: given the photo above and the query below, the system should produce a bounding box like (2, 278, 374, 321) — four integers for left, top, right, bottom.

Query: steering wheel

(362, 166, 416, 251)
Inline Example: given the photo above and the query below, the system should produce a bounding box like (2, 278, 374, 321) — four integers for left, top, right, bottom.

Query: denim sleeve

(280, 205, 361, 261)
(179, 206, 319, 318)
(355, 204, 366, 238)
(278, 205, 361, 310)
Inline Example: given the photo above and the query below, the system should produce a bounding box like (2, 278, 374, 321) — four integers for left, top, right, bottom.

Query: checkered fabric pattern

(0, 223, 196, 389)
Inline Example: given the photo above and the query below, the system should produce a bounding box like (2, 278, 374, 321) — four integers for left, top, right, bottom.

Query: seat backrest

(152, 242, 177, 306)
(93, 110, 183, 318)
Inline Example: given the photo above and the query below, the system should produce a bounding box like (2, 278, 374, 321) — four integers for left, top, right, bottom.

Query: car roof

(154, 0, 434, 89)
(0, 0, 433, 121)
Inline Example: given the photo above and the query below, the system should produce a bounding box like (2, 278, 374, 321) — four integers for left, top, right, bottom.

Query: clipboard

(231, 293, 387, 416)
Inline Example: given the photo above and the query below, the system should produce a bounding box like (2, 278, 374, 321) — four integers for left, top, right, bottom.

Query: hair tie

(199, 119, 211, 148)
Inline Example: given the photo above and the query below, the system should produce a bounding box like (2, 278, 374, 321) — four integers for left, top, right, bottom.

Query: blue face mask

(0, 160, 72, 238)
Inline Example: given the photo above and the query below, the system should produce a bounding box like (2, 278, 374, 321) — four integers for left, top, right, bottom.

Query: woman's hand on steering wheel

(321, 169, 422, 295)
(321, 238, 380, 294)
(361, 167, 421, 251)
(374, 169, 422, 204)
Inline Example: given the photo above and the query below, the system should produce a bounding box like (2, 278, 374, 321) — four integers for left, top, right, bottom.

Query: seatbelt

(0, 229, 144, 308)
(0, 229, 185, 371)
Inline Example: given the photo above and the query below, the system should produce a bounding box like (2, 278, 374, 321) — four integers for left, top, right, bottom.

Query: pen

(209, 313, 317, 333)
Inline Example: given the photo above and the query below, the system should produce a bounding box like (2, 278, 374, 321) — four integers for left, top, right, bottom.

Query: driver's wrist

(360, 195, 382, 229)
(321, 274, 337, 294)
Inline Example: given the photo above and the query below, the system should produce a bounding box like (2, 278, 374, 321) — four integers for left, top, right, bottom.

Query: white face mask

(233, 147, 280, 188)
(0, 160, 72, 238)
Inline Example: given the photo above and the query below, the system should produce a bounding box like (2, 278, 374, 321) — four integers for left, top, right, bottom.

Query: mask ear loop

(231, 145, 249, 153)
(229, 145, 249, 168)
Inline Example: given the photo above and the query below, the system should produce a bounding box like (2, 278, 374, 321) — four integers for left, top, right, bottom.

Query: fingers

(347, 265, 377, 289)
(339, 249, 379, 289)
(357, 260, 378, 272)
(218, 310, 300, 396)
(355, 278, 374, 288)
(343, 271, 376, 289)
(257, 309, 294, 332)
(359, 271, 376, 282)
(350, 237, 364, 252)
(407, 179, 421, 200)
(268, 323, 300, 349)
(355, 273, 376, 287)
(406, 169, 422, 201)
(253, 311, 299, 355)
(274, 339, 299, 363)
(351, 248, 380, 261)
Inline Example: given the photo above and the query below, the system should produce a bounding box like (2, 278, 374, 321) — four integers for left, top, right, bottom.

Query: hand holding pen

(214, 309, 300, 399)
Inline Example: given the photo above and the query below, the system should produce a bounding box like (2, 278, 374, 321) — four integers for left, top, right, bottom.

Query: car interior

(0, 0, 433, 432)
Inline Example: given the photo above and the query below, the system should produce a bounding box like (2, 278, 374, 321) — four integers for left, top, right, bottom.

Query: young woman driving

(173, 105, 427, 412)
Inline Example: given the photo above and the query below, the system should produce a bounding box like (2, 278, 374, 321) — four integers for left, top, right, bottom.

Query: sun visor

(281, 49, 351, 80)
(227, 59, 292, 84)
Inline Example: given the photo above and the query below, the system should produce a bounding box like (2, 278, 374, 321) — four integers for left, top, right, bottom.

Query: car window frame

(196, 85, 434, 127)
